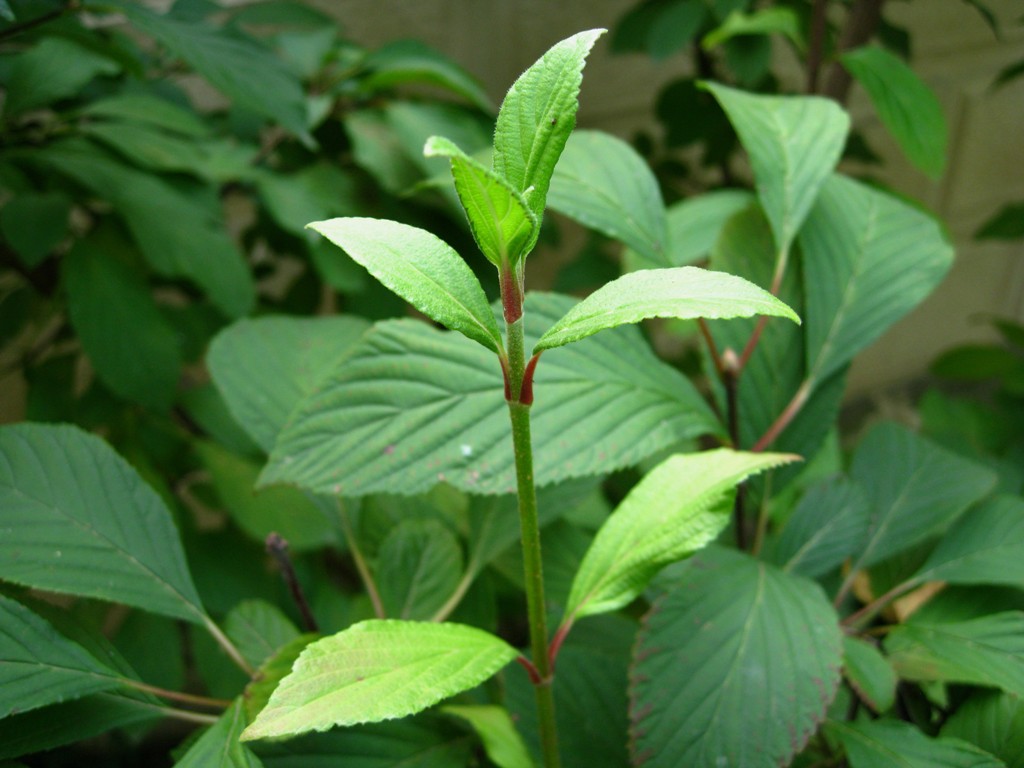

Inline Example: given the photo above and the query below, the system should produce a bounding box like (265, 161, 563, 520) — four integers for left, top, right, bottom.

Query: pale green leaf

(565, 450, 796, 622)
(424, 136, 536, 267)
(0, 423, 206, 623)
(773, 476, 870, 578)
(243, 635, 318, 724)
(886, 612, 1024, 697)
(703, 8, 805, 51)
(493, 29, 605, 247)
(195, 440, 336, 550)
(256, 164, 359, 240)
(702, 82, 849, 254)
(377, 519, 463, 620)
(850, 422, 997, 569)
(534, 266, 798, 353)
(175, 700, 264, 768)
(443, 705, 534, 768)
(241, 621, 518, 739)
(208, 315, 370, 453)
(0, 595, 124, 718)
(262, 293, 720, 496)
(912, 496, 1024, 588)
(308, 218, 502, 353)
(547, 130, 666, 265)
(829, 719, 1006, 768)
(799, 174, 954, 381)
(0, 0, 13, 21)
(224, 600, 300, 670)
(111, 1, 310, 142)
(631, 548, 843, 768)
(842, 45, 947, 178)
(942, 691, 1024, 768)
(31, 139, 254, 318)
(79, 93, 210, 136)
(843, 636, 896, 714)
(4, 37, 119, 116)
(63, 229, 182, 410)
(360, 40, 494, 112)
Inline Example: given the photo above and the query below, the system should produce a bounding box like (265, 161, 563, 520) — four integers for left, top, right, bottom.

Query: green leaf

(703, 8, 804, 51)
(635, 189, 754, 269)
(80, 120, 212, 175)
(175, 699, 264, 768)
(492, 29, 605, 247)
(110, 1, 310, 142)
(701, 82, 849, 255)
(547, 130, 667, 265)
(843, 636, 896, 714)
(828, 719, 1006, 768)
(0, 692, 162, 761)
(442, 705, 534, 768)
(612, 0, 707, 60)
(800, 176, 954, 382)
(0, 595, 124, 718)
(0, 423, 206, 623)
(565, 450, 795, 622)
(773, 476, 870, 578)
(30, 139, 254, 318)
(885, 612, 1024, 697)
(534, 266, 798, 353)
(225, 600, 301, 670)
(842, 45, 947, 178)
(243, 634, 317, 724)
(0, 192, 71, 268)
(630, 548, 843, 768)
(79, 93, 210, 137)
(308, 218, 503, 353)
(911, 496, 1024, 588)
(942, 691, 1024, 768)
(377, 519, 463, 620)
(209, 315, 370, 453)
(0, 0, 13, 21)
(849, 422, 997, 569)
(63, 229, 182, 410)
(360, 40, 494, 112)
(195, 440, 336, 550)
(931, 345, 1024, 381)
(241, 620, 518, 740)
(256, 163, 359, 240)
(424, 136, 537, 267)
(976, 203, 1024, 241)
(4, 37, 120, 116)
(262, 293, 720, 496)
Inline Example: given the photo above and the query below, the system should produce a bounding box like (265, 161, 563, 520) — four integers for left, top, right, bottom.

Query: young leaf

(702, 8, 805, 51)
(209, 315, 369, 453)
(841, 45, 947, 178)
(0, 595, 124, 719)
(843, 636, 897, 714)
(911, 495, 1024, 588)
(492, 29, 605, 248)
(377, 519, 464, 620)
(701, 82, 849, 255)
(885, 612, 1024, 698)
(799, 174, 954, 381)
(241, 621, 518, 740)
(849, 423, 997, 570)
(424, 136, 536, 267)
(175, 700, 264, 768)
(262, 294, 720, 496)
(534, 266, 799, 353)
(942, 691, 1024, 768)
(307, 218, 503, 353)
(829, 719, 1006, 768)
(243, 635, 318, 723)
(564, 450, 796, 623)
(547, 130, 667, 266)
(442, 705, 535, 768)
(0, 423, 207, 624)
(631, 548, 843, 768)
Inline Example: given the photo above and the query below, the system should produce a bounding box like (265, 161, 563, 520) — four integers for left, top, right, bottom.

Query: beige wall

(324, 0, 1024, 395)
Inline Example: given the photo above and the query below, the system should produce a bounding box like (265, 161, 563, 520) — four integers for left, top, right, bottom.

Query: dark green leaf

(208, 315, 370, 452)
(0, 192, 71, 267)
(225, 600, 301, 670)
(703, 8, 804, 51)
(4, 37, 119, 116)
(360, 40, 494, 112)
(631, 547, 842, 768)
(931, 345, 1024, 381)
(377, 519, 463, 620)
(79, 93, 210, 136)
(975, 202, 1024, 241)
(0, 423, 206, 623)
(828, 718, 1006, 768)
(842, 45, 947, 178)
(175, 699, 264, 767)
(843, 636, 896, 714)
(942, 691, 1024, 768)
(263, 293, 720, 496)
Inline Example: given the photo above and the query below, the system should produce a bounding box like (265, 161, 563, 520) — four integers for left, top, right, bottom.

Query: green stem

(337, 498, 385, 618)
(202, 616, 254, 677)
(122, 679, 231, 709)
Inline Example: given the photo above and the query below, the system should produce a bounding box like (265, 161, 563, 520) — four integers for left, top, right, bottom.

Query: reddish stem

(520, 353, 542, 405)
(515, 654, 543, 685)
(501, 267, 523, 324)
(548, 621, 572, 669)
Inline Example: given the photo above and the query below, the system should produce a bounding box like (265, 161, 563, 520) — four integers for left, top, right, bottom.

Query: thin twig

(806, 0, 830, 93)
(751, 379, 813, 452)
(822, 0, 888, 104)
(202, 616, 255, 677)
(123, 679, 231, 710)
(266, 532, 319, 633)
(336, 498, 385, 618)
(156, 706, 219, 726)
